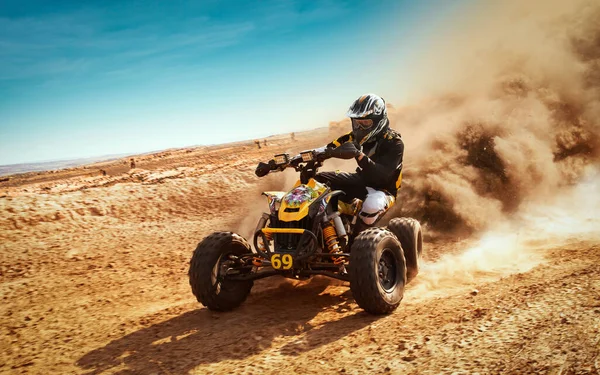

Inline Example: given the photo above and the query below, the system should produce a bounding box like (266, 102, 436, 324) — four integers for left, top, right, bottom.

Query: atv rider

(255, 93, 404, 229)
(316, 93, 404, 229)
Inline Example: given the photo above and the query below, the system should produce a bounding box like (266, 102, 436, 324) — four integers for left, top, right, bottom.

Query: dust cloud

(385, 0, 600, 299)
(387, 0, 600, 235)
(407, 166, 600, 301)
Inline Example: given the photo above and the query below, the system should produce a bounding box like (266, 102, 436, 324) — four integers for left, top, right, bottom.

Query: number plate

(270, 253, 293, 270)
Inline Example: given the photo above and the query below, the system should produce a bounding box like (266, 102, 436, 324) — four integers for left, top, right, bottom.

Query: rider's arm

(356, 137, 404, 180)
(326, 132, 353, 149)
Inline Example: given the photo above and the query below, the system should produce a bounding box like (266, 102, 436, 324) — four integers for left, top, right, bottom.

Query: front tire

(349, 227, 407, 315)
(188, 232, 253, 311)
(387, 217, 423, 282)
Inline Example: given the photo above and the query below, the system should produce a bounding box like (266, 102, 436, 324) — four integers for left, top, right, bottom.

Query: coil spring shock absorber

(253, 229, 274, 266)
(323, 224, 344, 264)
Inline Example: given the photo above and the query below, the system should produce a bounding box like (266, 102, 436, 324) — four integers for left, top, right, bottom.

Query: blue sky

(0, 0, 466, 165)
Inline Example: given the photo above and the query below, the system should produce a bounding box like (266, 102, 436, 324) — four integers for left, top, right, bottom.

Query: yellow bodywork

(273, 179, 328, 222)
(263, 178, 396, 225)
(262, 228, 306, 234)
(396, 170, 403, 189)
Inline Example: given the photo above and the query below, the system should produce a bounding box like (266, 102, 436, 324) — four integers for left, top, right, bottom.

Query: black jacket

(327, 127, 404, 196)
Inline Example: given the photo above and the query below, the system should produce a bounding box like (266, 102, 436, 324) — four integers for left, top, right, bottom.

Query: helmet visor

(352, 118, 374, 130)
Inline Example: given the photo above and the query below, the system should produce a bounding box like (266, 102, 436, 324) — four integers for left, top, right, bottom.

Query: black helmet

(347, 93, 389, 145)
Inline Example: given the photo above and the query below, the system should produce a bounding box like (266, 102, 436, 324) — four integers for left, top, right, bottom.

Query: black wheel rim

(378, 248, 397, 292)
(211, 253, 235, 286)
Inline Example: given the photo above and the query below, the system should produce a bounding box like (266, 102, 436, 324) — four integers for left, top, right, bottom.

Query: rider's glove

(322, 146, 335, 159)
(331, 142, 361, 160)
(255, 161, 274, 177)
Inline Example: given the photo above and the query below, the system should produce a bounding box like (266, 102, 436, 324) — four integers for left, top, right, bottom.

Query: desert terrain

(1, 127, 599, 374)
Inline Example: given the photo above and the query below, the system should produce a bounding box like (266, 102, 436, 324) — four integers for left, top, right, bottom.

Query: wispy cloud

(0, 10, 254, 82)
(251, 0, 350, 35)
(0, 1, 347, 84)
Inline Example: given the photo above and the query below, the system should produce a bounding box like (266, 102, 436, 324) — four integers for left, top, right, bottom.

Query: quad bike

(188, 147, 423, 315)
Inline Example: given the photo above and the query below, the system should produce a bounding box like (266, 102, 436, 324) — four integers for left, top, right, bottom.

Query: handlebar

(254, 147, 329, 178)
(255, 140, 362, 179)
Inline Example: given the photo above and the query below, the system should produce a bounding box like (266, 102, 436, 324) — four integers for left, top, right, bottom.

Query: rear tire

(387, 217, 423, 282)
(349, 227, 406, 315)
(188, 232, 253, 311)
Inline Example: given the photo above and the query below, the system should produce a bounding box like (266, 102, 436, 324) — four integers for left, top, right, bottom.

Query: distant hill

(0, 127, 329, 178)
(0, 154, 130, 177)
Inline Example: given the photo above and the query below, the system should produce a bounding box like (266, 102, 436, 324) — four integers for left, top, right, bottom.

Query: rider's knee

(359, 212, 379, 225)
(359, 187, 394, 225)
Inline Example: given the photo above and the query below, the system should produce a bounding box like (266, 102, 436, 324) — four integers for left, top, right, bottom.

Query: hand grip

(255, 162, 271, 177)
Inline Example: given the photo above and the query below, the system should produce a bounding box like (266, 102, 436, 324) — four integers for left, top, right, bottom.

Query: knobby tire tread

(350, 227, 406, 315)
(387, 217, 422, 282)
(188, 232, 253, 311)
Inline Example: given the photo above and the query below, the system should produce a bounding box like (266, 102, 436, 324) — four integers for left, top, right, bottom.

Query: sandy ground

(1, 134, 599, 375)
